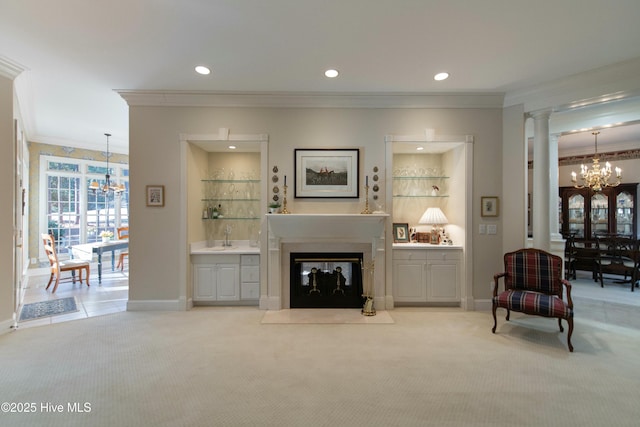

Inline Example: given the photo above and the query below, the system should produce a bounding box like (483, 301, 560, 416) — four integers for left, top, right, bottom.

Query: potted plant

(100, 230, 114, 242)
(268, 202, 281, 214)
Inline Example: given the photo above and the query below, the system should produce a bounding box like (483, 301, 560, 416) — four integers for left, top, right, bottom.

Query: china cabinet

(559, 183, 637, 240)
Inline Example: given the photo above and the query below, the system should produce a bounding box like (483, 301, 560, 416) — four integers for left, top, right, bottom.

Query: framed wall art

(294, 149, 359, 198)
(146, 185, 165, 207)
(481, 196, 499, 217)
(392, 223, 410, 243)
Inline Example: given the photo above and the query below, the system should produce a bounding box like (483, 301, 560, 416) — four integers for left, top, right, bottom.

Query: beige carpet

(2, 297, 640, 427)
(261, 308, 394, 324)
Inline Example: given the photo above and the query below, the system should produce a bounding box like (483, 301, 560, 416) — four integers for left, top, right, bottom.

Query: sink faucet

(223, 225, 232, 247)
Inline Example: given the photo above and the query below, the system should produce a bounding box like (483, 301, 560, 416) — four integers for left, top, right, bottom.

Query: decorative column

(549, 134, 562, 240)
(530, 109, 552, 251)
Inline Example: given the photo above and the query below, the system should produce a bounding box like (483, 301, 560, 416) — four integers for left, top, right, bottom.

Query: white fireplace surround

(262, 214, 388, 310)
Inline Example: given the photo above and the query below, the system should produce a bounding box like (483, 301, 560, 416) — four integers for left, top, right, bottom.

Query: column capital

(527, 108, 553, 121)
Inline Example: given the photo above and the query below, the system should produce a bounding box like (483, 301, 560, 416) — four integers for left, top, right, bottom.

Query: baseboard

(1, 317, 16, 335)
(126, 299, 182, 311)
(259, 296, 281, 310)
(474, 299, 492, 311)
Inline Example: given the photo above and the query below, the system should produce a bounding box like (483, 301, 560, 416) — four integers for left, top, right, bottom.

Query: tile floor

(16, 266, 639, 330)
(18, 263, 129, 329)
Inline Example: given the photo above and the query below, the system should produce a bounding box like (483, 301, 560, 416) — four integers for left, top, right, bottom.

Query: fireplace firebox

(290, 252, 364, 308)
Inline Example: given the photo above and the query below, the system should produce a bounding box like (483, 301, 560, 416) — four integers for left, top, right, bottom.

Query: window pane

(87, 165, 112, 175)
(46, 176, 81, 253)
(87, 179, 112, 243)
(48, 161, 79, 172)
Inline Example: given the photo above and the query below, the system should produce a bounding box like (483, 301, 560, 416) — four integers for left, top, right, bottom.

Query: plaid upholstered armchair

(492, 248, 574, 352)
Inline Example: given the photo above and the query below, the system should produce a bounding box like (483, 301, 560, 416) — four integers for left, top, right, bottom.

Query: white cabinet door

(193, 263, 239, 301)
(426, 261, 460, 301)
(194, 265, 217, 301)
(426, 249, 461, 302)
(393, 260, 427, 302)
(216, 264, 240, 301)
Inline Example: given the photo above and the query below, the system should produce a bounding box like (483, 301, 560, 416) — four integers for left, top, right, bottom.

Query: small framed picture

(146, 185, 165, 207)
(481, 196, 499, 217)
(393, 223, 410, 243)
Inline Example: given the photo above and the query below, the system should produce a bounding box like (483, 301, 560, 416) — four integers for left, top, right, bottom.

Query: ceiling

(2, 0, 640, 155)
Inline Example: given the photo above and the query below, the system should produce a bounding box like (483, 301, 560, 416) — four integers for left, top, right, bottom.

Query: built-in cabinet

(385, 135, 470, 309)
(392, 247, 462, 304)
(201, 178, 261, 221)
(192, 253, 260, 304)
(559, 183, 637, 240)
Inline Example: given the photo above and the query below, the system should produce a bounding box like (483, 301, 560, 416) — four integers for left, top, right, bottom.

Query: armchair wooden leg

(492, 304, 498, 333)
(557, 318, 564, 332)
(566, 318, 574, 352)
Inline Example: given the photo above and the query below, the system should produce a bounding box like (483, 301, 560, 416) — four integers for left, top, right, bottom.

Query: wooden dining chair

(116, 226, 129, 271)
(41, 233, 90, 293)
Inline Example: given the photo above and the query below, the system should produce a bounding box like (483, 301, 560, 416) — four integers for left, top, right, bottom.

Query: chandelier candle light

(571, 131, 622, 192)
(90, 133, 125, 195)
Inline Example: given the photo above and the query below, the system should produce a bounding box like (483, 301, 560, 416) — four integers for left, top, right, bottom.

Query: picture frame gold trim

(481, 196, 499, 217)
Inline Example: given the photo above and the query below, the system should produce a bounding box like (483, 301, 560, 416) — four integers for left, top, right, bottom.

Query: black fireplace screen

(290, 252, 364, 308)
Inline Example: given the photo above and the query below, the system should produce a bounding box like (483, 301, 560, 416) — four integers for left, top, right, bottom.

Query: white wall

(128, 105, 503, 308)
(0, 74, 15, 329)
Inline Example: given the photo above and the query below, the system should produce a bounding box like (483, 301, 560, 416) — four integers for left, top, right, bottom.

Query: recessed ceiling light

(324, 69, 339, 78)
(228, 145, 237, 150)
(434, 72, 449, 81)
(416, 146, 424, 151)
(195, 65, 211, 75)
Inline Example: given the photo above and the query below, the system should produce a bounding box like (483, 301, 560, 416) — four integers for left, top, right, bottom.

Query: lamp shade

(419, 207, 448, 225)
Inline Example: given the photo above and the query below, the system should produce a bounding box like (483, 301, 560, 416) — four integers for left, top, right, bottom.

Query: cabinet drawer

(241, 255, 260, 266)
(426, 250, 462, 261)
(392, 250, 428, 261)
(241, 282, 260, 300)
(192, 254, 240, 264)
(241, 265, 260, 282)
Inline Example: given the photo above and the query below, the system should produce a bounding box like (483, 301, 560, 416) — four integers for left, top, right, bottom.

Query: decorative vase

(102, 237, 110, 243)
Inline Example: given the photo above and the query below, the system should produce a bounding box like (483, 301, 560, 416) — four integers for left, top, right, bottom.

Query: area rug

(19, 297, 78, 322)
(261, 309, 394, 324)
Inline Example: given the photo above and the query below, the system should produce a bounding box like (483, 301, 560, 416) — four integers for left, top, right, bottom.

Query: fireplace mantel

(266, 213, 388, 241)
(263, 213, 389, 310)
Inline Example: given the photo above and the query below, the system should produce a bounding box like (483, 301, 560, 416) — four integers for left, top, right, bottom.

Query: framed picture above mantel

(294, 149, 359, 198)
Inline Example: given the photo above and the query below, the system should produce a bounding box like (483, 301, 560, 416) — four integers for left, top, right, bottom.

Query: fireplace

(264, 214, 388, 310)
(290, 252, 364, 308)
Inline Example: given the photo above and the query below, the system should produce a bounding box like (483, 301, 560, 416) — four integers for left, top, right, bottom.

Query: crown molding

(116, 90, 504, 109)
(504, 57, 640, 113)
(0, 55, 27, 79)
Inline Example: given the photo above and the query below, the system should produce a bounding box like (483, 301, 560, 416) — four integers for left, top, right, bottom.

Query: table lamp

(419, 207, 449, 244)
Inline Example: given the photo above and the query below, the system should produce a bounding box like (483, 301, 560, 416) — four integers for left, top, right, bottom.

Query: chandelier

(571, 131, 621, 192)
(90, 133, 125, 195)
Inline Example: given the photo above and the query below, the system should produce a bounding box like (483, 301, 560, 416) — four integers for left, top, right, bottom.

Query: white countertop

(190, 240, 260, 255)
(393, 243, 463, 249)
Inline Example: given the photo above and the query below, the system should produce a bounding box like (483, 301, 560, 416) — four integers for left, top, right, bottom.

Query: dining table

(71, 239, 129, 284)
